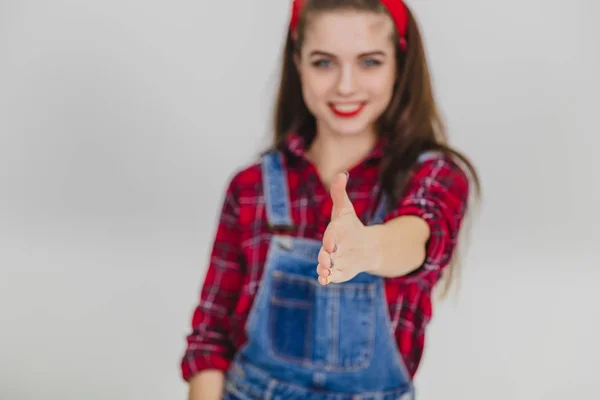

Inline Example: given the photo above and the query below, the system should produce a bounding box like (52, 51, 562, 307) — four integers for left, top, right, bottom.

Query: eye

(311, 59, 333, 68)
(362, 58, 382, 67)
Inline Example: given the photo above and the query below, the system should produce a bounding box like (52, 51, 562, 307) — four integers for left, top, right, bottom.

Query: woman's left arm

(317, 157, 470, 284)
(369, 156, 471, 279)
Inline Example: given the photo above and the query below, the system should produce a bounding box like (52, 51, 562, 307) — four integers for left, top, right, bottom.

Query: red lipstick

(329, 102, 366, 118)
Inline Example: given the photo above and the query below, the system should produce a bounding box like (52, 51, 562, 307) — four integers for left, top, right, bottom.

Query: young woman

(181, 0, 481, 399)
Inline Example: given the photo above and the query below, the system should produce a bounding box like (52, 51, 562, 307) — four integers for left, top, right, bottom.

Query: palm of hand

(316, 172, 380, 285)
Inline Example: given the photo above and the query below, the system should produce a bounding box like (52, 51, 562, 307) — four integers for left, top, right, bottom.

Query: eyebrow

(308, 50, 387, 58)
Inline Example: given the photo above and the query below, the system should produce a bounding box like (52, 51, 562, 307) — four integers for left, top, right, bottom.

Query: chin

(331, 125, 371, 137)
(324, 117, 375, 138)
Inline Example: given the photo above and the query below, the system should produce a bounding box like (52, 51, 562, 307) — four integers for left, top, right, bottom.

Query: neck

(306, 129, 377, 188)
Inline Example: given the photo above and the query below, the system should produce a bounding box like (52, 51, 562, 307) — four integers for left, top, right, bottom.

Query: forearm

(188, 369, 225, 400)
(367, 215, 430, 278)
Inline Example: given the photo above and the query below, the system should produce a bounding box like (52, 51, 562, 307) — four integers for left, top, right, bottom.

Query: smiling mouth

(328, 102, 366, 118)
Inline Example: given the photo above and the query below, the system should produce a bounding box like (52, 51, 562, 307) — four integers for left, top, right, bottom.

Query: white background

(1, 0, 598, 399)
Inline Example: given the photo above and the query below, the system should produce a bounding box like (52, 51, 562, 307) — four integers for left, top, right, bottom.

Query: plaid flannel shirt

(181, 134, 470, 381)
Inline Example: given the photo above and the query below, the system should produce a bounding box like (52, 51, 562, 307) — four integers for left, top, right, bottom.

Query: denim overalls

(223, 150, 425, 400)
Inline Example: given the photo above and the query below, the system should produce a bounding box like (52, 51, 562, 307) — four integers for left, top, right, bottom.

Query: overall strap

(370, 193, 389, 225)
(261, 151, 294, 231)
(370, 150, 443, 225)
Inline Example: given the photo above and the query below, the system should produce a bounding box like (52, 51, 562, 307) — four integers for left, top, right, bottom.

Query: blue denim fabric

(222, 151, 438, 400)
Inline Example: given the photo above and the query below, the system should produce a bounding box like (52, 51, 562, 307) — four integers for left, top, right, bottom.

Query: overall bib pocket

(268, 271, 316, 363)
(268, 270, 377, 370)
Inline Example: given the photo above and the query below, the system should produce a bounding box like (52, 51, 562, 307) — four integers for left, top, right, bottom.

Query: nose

(336, 64, 356, 96)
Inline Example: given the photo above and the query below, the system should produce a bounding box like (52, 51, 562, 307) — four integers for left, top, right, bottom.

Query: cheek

(301, 73, 334, 110)
(367, 70, 396, 101)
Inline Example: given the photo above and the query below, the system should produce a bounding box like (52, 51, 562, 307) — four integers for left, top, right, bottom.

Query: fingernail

(344, 171, 349, 178)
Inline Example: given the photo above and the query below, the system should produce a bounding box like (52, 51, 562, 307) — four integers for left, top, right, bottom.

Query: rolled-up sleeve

(180, 175, 245, 381)
(383, 156, 471, 282)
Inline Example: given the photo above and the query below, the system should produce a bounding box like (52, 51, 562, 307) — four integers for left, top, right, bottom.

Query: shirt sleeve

(383, 155, 471, 283)
(180, 174, 245, 381)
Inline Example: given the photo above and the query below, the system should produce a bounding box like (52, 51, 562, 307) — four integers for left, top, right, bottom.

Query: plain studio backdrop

(0, 0, 598, 399)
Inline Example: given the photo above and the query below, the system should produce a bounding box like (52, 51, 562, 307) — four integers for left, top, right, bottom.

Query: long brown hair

(269, 0, 481, 297)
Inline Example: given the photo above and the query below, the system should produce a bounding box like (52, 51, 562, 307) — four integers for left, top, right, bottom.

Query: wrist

(365, 225, 385, 274)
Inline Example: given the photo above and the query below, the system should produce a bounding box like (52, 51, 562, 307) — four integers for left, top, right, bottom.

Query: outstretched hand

(316, 172, 381, 285)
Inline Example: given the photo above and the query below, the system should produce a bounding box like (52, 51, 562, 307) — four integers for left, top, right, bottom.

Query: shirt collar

(283, 132, 386, 163)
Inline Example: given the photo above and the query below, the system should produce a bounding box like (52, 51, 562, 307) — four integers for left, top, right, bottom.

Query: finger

(322, 227, 337, 254)
(316, 263, 331, 279)
(327, 266, 341, 284)
(330, 171, 355, 219)
(317, 247, 332, 268)
(318, 268, 339, 285)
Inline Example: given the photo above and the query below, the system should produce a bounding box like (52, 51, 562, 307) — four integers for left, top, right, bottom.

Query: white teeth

(333, 104, 362, 112)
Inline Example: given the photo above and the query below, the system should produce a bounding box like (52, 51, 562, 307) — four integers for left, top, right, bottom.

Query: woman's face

(295, 10, 397, 139)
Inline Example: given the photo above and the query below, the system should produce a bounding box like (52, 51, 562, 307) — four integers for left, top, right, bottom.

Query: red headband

(289, 0, 408, 51)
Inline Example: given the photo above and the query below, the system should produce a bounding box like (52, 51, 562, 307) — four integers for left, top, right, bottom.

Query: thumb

(330, 171, 355, 218)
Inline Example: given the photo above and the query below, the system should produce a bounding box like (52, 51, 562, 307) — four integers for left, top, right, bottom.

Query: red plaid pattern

(181, 134, 470, 381)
